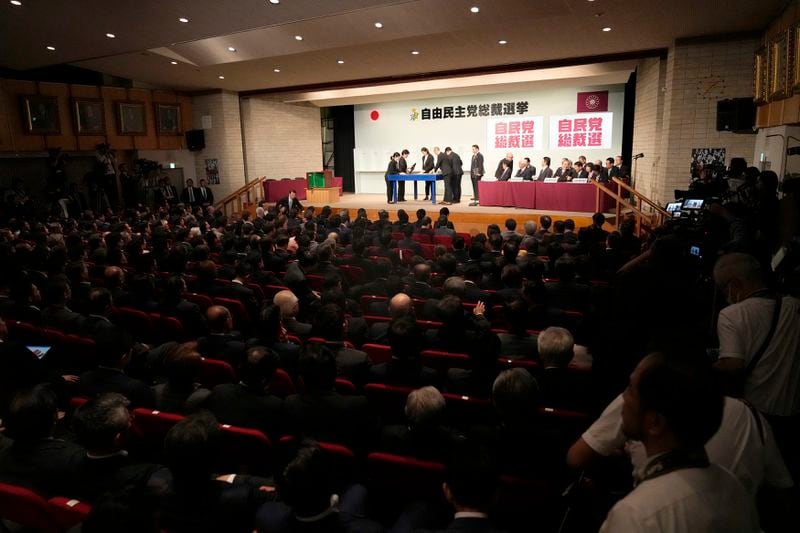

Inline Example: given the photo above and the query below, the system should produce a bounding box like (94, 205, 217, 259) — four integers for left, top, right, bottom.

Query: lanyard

(639, 449, 710, 484)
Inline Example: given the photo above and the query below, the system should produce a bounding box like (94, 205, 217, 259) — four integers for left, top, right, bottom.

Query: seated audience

(497, 298, 538, 359)
(274, 289, 312, 338)
(370, 317, 438, 387)
(152, 342, 210, 414)
(311, 304, 371, 386)
(196, 305, 249, 366)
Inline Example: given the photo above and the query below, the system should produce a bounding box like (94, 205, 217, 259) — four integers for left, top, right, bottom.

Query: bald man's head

(273, 290, 299, 319)
(104, 266, 125, 288)
(207, 305, 232, 333)
(414, 263, 431, 282)
(389, 293, 414, 318)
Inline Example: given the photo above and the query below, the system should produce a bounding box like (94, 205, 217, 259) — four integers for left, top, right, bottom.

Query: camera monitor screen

(665, 201, 683, 213)
(682, 199, 704, 210)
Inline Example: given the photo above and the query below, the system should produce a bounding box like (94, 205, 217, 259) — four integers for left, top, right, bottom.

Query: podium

(306, 187, 339, 204)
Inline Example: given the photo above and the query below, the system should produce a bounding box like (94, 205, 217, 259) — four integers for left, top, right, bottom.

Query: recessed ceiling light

(178, 17, 189, 23)
(10, 1, 22, 6)
(273, 68, 281, 73)
(602, 26, 611, 32)
(294, 35, 303, 41)
(498, 39, 508, 45)
(337, 59, 345, 64)
(218, 75, 225, 79)
(170, 60, 178, 65)
(46, 46, 55, 51)
(411, 50, 420, 55)
(268, 0, 280, 3)
(374, 22, 383, 28)
(227, 46, 237, 52)
(106, 33, 116, 39)
(470, 6, 480, 13)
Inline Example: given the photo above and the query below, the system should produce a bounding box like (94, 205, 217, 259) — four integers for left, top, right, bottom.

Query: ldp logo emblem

(410, 108, 420, 121)
(584, 94, 601, 110)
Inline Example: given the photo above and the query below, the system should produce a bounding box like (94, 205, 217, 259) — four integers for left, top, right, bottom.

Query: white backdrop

(353, 84, 625, 195)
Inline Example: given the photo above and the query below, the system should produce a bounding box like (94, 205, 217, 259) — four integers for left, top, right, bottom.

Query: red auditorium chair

(420, 350, 471, 372)
(212, 297, 251, 331)
(537, 406, 592, 442)
(364, 383, 414, 423)
(218, 424, 273, 475)
(363, 315, 391, 327)
(183, 292, 213, 312)
(278, 436, 357, 483)
(361, 295, 388, 315)
(398, 248, 415, 264)
(306, 337, 354, 349)
(416, 319, 443, 331)
(48, 497, 92, 530)
(267, 368, 297, 397)
(131, 408, 184, 457)
(150, 313, 186, 344)
(419, 243, 435, 260)
(263, 285, 290, 301)
(245, 283, 265, 304)
(367, 452, 445, 501)
(442, 393, 496, 426)
(411, 233, 432, 244)
(433, 235, 453, 249)
(496, 357, 542, 374)
(5, 320, 38, 343)
(411, 298, 427, 317)
(339, 265, 366, 285)
(334, 378, 357, 394)
(362, 343, 393, 364)
(391, 232, 404, 241)
(110, 307, 154, 341)
(0, 482, 63, 532)
(306, 274, 325, 292)
(197, 357, 237, 388)
(456, 232, 472, 247)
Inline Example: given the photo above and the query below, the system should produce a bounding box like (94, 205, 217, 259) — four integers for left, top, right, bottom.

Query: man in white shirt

(597, 353, 760, 532)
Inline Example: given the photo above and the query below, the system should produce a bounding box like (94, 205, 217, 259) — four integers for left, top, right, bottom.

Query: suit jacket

(471, 152, 485, 177)
(204, 383, 283, 439)
(407, 281, 442, 300)
(218, 281, 260, 321)
(574, 170, 589, 181)
(42, 304, 85, 333)
(369, 360, 439, 389)
(77, 367, 155, 408)
(415, 516, 506, 533)
(256, 502, 385, 533)
(0, 439, 83, 496)
(554, 168, 576, 182)
(385, 159, 400, 178)
(422, 153, 435, 172)
(495, 158, 513, 179)
(277, 195, 303, 213)
(159, 299, 209, 339)
(283, 391, 375, 450)
(197, 334, 249, 367)
(497, 167, 512, 181)
(68, 453, 161, 502)
(537, 167, 554, 181)
(181, 186, 200, 206)
(380, 424, 464, 462)
(159, 185, 179, 204)
(284, 317, 312, 337)
(450, 153, 463, 175)
(398, 157, 409, 173)
(515, 166, 535, 181)
(498, 332, 538, 359)
(332, 345, 371, 387)
(197, 185, 214, 205)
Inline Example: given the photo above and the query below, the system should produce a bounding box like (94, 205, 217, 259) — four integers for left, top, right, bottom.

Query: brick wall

(633, 37, 758, 205)
(191, 92, 246, 200)
(240, 96, 322, 182)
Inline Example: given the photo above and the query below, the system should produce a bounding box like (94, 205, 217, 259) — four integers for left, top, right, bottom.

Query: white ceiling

(0, 0, 784, 93)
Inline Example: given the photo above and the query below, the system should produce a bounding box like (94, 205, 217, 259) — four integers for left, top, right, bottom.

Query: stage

(303, 193, 616, 235)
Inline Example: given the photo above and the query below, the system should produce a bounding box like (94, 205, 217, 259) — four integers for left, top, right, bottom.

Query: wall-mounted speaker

(717, 98, 756, 133)
(185, 129, 205, 151)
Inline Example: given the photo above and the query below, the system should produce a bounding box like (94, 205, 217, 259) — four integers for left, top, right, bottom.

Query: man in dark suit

(42, 279, 85, 333)
(494, 152, 513, 179)
(180, 178, 199, 207)
(217, 262, 260, 324)
(159, 276, 209, 339)
(397, 442, 503, 533)
(0, 384, 83, 496)
(311, 304, 371, 387)
(469, 144, 485, 207)
(274, 289, 312, 338)
(554, 158, 576, 182)
(436, 147, 454, 205)
(196, 305, 249, 367)
(515, 158, 536, 180)
(158, 177, 178, 206)
(496, 160, 512, 181)
(276, 189, 303, 213)
(197, 178, 214, 206)
(204, 346, 283, 440)
(397, 149, 410, 202)
(537, 327, 590, 411)
(284, 344, 376, 451)
(612, 155, 630, 179)
(397, 225, 423, 256)
(446, 147, 464, 203)
(537, 156, 554, 180)
(573, 161, 589, 181)
(368, 293, 413, 344)
(70, 393, 162, 502)
(407, 263, 442, 300)
(77, 328, 155, 408)
(81, 287, 117, 338)
(385, 152, 401, 204)
(578, 212, 610, 254)
(370, 317, 438, 387)
(104, 266, 131, 307)
(421, 147, 435, 201)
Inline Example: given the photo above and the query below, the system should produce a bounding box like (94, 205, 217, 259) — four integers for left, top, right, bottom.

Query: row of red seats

(0, 483, 90, 533)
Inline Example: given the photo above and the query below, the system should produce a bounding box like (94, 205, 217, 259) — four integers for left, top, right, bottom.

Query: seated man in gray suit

(537, 157, 554, 181)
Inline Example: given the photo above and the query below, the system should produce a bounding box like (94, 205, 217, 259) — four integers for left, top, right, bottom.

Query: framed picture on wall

(755, 47, 768, 104)
(769, 31, 789, 100)
(155, 103, 181, 135)
(72, 98, 105, 135)
(20, 94, 60, 134)
(793, 23, 800, 93)
(116, 101, 147, 134)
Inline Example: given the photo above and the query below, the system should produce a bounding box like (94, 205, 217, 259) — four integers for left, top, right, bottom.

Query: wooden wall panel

(3, 79, 44, 152)
(756, 104, 769, 128)
(0, 78, 193, 153)
(38, 82, 77, 151)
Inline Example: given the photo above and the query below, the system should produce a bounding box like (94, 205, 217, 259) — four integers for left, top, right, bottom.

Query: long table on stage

(387, 174, 444, 204)
(478, 181, 616, 212)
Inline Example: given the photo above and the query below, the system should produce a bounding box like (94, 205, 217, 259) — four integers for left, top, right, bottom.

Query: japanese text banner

(548, 113, 613, 150)
(487, 116, 544, 151)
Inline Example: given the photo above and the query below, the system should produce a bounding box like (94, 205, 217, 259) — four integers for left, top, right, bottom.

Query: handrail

(611, 178, 671, 219)
(590, 179, 667, 237)
(215, 176, 266, 217)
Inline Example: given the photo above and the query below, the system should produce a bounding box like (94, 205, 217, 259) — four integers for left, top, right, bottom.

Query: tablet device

(27, 346, 51, 360)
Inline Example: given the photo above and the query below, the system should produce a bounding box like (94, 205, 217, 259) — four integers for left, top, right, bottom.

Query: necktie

(201, 188, 207, 200)
(189, 188, 195, 203)
(164, 187, 172, 199)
